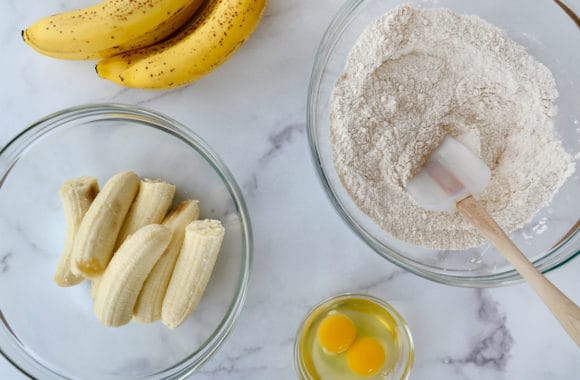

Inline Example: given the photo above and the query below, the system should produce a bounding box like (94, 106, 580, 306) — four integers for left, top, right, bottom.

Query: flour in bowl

(330, 5, 575, 250)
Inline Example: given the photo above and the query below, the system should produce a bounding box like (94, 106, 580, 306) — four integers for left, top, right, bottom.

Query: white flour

(330, 5, 575, 250)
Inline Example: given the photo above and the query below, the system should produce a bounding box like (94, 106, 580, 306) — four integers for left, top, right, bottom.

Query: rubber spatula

(407, 136, 580, 346)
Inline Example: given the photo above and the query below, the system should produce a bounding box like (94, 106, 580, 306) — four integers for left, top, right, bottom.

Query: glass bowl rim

(293, 292, 415, 380)
(306, 0, 580, 288)
(0, 103, 253, 379)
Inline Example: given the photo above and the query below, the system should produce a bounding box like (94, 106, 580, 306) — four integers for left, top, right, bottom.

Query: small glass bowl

(0, 104, 252, 379)
(307, 0, 580, 287)
(294, 294, 414, 380)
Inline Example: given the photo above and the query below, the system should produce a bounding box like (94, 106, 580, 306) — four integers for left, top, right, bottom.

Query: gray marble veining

(444, 290, 514, 371)
(259, 123, 306, 165)
(0, 253, 12, 274)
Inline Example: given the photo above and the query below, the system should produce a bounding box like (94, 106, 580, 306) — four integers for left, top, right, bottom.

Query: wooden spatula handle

(457, 195, 580, 346)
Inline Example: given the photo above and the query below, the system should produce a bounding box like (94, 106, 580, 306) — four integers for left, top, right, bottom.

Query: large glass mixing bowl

(0, 104, 252, 379)
(308, 0, 580, 287)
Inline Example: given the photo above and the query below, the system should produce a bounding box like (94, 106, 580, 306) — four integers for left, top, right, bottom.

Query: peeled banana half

(94, 224, 172, 327)
(97, 0, 267, 89)
(116, 178, 175, 248)
(133, 200, 200, 323)
(71, 171, 140, 278)
(23, 0, 204, 60)
(54, 176, 99, 287)
(162, 219, 225, 329)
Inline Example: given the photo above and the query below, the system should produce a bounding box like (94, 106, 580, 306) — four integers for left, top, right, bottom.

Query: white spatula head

(406, 136, 491, 212)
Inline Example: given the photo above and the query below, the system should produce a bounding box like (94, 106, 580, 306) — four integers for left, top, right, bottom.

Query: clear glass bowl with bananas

(0, 104, 252, 379)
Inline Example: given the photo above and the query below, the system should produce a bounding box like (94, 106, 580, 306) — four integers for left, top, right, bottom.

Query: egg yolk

(317, 313, 357, 354)
(346, 337, 385, 377)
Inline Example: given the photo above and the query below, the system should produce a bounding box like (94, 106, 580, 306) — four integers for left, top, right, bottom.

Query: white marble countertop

(1, 0, 579, 379)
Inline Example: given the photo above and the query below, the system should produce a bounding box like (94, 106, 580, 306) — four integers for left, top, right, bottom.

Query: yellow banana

(161, 219, 225, 329)
(133, 200, 200, 323)
(96, 0, 267, 89)
(71, 171, 140, 278)
(115, 178, 175, 248)
(54, 176, 99, 287)
(22, 0, 204, 60)
(94, 224, 171, 327)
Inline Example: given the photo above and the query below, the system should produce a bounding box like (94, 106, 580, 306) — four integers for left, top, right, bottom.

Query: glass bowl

(308, 0, 580, 287)
(0, 104, 252, 379)
(294, 293, 414, 380)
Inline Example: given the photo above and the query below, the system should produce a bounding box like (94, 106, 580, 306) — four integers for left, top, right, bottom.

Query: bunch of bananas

(23, 0, 266, 89)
